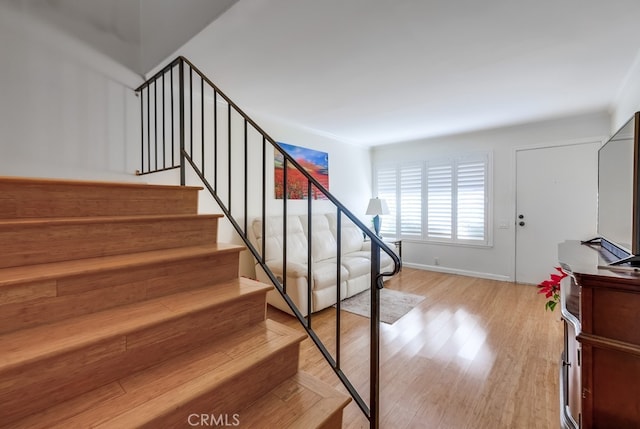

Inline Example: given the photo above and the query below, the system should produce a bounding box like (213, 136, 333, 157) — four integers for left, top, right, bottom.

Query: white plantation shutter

(427, 163, 452, 239)
(456, 160, 486, 241)
(376, 166, 397, 238)
(374, 153, 490, 245)
(400, 165, 422, 237)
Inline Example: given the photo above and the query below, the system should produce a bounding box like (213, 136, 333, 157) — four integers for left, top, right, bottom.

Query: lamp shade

(366, 197, 389, 216)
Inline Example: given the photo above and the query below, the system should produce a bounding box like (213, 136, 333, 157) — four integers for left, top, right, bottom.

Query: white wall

(612, 49, 640, 132)
(140, 0, 239, 73)
(247, 112, 373, 218)
(371, 111, 610, 281)
(0, 2, 142, 182)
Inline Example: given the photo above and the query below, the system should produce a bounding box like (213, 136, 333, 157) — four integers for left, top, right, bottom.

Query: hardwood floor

(267, 268, 563, 429)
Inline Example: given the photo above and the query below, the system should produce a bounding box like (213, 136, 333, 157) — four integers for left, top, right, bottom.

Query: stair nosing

(0, 213, 224, 228)
(0, 176, 204, 191)
(0, 244, 245, 288)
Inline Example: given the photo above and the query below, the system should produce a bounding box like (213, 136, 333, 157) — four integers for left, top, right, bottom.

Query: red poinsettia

(536, 267, 567, 311)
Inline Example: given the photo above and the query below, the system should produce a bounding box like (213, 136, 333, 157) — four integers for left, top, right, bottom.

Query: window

(376, 165, 397, 238)
(374, 153, 490, 245)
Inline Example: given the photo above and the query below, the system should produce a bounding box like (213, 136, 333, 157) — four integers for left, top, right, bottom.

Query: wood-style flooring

(267, 268, 563, 429)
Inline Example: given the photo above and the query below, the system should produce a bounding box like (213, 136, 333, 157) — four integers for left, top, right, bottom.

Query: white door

(515, 142, 599, 284)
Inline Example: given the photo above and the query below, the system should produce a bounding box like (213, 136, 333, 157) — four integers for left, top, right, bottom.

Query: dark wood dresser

(558, 240, 640, 429)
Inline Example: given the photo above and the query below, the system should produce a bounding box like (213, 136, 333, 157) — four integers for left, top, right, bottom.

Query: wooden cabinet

(558, 241, 640, 429)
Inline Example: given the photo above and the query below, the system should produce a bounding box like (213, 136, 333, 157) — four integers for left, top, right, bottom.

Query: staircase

(0, 176, 350, 428)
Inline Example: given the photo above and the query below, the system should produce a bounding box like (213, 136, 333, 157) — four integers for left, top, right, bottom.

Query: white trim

(403, 262, 512, 282)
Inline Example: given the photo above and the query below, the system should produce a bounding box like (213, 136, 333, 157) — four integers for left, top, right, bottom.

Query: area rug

(336, 288, 425, 324)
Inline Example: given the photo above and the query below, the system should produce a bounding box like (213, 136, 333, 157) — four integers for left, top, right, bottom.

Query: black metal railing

(135, 56, 400, 428)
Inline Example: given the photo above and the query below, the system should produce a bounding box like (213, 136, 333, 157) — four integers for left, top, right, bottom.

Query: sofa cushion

(300, 214, 338, 262)
(325, 213, 365, 254)
(252, 216, 308, 264)
(312, 260, 350, 290)
(341, 255, 370, 278)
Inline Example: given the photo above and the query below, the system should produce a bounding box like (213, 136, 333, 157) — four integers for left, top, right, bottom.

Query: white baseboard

(402, 262, 512, 282)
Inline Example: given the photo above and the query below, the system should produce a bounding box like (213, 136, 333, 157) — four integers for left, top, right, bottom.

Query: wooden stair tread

(0, 278, 273, 372)
(0, 213, 223, 228)
(238, 372, 352, 429)
(9, 320, 306, 429)
(0, 243, 244, 288)
(0, 176, 204, 191)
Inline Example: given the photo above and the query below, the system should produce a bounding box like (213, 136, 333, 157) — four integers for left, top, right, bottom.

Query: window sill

(399, 238, 493, 249)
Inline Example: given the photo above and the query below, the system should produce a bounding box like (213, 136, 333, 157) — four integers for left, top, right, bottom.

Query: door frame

(511, 136, 605, 283)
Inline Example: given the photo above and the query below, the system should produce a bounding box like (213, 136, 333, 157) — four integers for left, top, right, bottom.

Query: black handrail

(135, 56, 400, 428)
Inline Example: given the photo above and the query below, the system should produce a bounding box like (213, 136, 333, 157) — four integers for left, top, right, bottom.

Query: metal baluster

(162, 73, 165, 169)
(154, 80, 158, 171)
(336, 207, 342, 369)
(139, 87, 144, 173)
(307, 181, 312, 328)
(214, 90, 217, 191)
(228, 104, 231, 212)
(179, 60, 185, 186)
(201, 76, 205, 175)
(262, 136, 266, 264)
(189, 67, 193, 157)
(283, 156, 288, 295)
(244, 120, 248, 236)
(147, 83, 150, 173)
(170, 65, 174, 168)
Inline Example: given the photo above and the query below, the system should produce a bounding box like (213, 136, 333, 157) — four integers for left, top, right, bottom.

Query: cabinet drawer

(581, 285, 640, 344)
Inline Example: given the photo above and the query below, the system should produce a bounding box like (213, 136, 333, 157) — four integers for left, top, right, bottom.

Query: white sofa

(250, 213, 396, 316)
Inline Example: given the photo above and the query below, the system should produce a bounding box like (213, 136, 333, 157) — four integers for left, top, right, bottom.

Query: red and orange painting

(274, 142, 329, 199)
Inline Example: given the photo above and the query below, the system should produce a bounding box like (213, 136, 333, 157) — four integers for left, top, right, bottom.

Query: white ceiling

(15, 0, 640, 146)
(178, 0, 640, 146)
(8, 0, 238, 74)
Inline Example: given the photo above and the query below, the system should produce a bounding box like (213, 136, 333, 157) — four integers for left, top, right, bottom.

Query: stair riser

(128, 343, 300, 429)
(0, 217, 218, 268)
(0, 251, 241, 334)
(0, 292, 267, 426)
(0, 179, 200, 218)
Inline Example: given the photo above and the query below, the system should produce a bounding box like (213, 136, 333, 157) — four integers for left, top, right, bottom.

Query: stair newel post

(179, 58, 186, 186)
(370, 239, 381, 429)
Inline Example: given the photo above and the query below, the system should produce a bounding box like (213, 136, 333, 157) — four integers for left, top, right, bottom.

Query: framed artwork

(274, 142, 329, 199)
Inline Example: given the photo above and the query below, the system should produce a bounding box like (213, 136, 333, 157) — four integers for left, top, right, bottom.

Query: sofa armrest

(361, 240, 397, 254)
